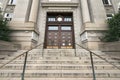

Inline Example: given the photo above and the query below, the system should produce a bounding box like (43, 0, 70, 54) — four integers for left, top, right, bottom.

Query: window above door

(47, 13, 72, 22)
(47, 16, 72, 22)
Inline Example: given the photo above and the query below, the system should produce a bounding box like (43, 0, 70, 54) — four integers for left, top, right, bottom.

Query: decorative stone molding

(80, 31, 88, 41)
(41, 0, 78, 3)
(41, 0, 78, 7)
(31, 31, 39, 41)
(49, 0, 71, 1)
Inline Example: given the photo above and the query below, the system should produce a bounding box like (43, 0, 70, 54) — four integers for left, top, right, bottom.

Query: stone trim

(41, 3, 78, 7)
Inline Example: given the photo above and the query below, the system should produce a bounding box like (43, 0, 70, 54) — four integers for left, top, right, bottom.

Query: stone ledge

(99, 41, 120, 52)
(0, 40, 19, 59)
(81, 22, 108, 33)
(41, 2, 78, 7)
(8, 22, 39, 34)
(0, 40, 19, 51)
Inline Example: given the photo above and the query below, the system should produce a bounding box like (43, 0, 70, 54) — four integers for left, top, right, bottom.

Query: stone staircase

(0, 49, 120, 80)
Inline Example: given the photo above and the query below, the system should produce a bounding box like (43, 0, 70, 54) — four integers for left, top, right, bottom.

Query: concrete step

(43, 49, 75, 56)
(2, 57, 80, 60)
(1, 70, 120, 73)
(0, 71, 120, 78)
(1, 60, 120, 66)
(1, 65, 118, 70)
(2, 55, 119, 61)
(0, 49, 120, 80)
(0, 78, 120, 80)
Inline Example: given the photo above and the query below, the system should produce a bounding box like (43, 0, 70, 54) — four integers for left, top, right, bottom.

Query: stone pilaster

(81, 0, 91, 23)
(29, 0, 39, 22)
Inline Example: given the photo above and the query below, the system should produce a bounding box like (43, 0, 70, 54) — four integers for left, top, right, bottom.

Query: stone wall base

(99, 41, 120, 52)
(0, 40, 18, 59)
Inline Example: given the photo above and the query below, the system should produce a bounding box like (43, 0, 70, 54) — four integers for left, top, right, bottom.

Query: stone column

(81, 0, 91, 23)
(29, 0, 39, 22)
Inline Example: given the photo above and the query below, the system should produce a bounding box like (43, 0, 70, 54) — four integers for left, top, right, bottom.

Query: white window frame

(102, 0, 111, 5)
(4, 13, 13, 21)
(48, 17, 56, 22)
(118, 2, 120, 12)
(108, 0, 111, 5)
(106, 14, 114, 20)
(8, 0, 16, 5)
(4, 13, 13, 18)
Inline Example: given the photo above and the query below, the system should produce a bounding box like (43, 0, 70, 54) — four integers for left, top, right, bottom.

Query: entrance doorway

(44, 12, 75, 49)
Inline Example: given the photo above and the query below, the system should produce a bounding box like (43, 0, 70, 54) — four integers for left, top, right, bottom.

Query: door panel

(60, 32, 73, 48)
(60, 26, 73, 48)
(46, 26, 59, 48)
(46, 25, 73, 49)
(45, 13, 74, 49)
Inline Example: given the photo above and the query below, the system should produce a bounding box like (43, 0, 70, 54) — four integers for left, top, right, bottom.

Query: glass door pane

(61, 26, 72, 30)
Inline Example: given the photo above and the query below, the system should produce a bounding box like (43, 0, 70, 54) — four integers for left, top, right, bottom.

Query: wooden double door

(44, 13, 75, 49)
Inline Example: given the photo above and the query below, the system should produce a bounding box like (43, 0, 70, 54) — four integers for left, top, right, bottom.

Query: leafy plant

(0, 11, 11, 41)
(102, 13, 120, 42)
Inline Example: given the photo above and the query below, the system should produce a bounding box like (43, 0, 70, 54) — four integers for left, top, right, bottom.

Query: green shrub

(102, 13, 120, 42)
(0, 12, 11, 41)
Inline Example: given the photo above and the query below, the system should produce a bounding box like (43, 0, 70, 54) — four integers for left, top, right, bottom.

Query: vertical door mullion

(58, 25, 61, 49)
